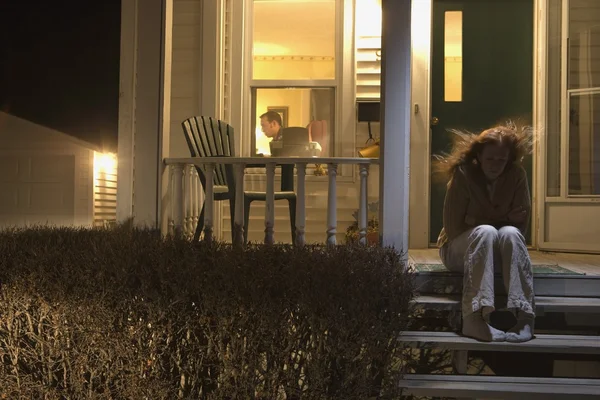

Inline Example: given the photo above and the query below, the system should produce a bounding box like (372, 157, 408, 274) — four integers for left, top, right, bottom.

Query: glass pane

(568, 0, 600, 89)
(547, 0, 562, 196)
(568, 91, 600, 195)
(252, 88, 335, 157)
(444, 11, 463, 102)
(252, 0, 336, 80)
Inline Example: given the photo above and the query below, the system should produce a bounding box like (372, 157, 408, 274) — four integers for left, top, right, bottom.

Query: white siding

(94, 153, 118, 227)
(170, 0, 203, 158)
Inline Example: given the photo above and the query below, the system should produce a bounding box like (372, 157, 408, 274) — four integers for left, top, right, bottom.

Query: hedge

(0, 224, 415, 399)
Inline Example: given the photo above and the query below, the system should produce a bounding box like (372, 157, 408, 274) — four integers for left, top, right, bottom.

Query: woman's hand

(507, 206, 527, 223)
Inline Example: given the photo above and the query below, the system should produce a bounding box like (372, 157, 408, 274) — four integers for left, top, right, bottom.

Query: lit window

(444, 11, 463, 102)
(252, 88, 335, 157)
(252, 0, 336, 80)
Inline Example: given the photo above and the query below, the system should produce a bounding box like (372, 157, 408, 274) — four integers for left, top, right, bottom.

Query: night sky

(0, 1, 121, 151)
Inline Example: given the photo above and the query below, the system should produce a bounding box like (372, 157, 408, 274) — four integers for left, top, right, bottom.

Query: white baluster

(264, 162, 276, 245)
(326, 163, 338, 246)
(295, 163, 307, 247)
(234, 163, 245, 247)
(204, 163, 215, 243)
(191, 168, 199, 235)
(358, 164, 369, 245)
(172, 163, 185, 238)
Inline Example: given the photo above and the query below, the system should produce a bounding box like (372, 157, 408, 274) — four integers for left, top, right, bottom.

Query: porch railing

(163, 157, 379, 246)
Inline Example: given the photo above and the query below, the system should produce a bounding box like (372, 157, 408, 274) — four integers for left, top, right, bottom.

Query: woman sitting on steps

(435, 123, 535, 343)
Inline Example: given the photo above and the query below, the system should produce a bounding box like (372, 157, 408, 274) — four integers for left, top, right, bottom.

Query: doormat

(411, 263, 584, 275)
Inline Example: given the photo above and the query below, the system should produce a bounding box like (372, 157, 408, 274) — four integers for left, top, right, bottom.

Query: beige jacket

(437, 163, 531, 247)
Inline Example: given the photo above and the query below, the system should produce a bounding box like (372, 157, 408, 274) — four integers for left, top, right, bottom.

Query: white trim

(533, 242, 600, 253)
(230, 0, 246, 156)
(534, 0, 548, 250)
(338, 0, 356, 163)
(568, 87, 600, 94)
(165, 156, 378, 165)
(560, 0, 569, 198)
(240, 0, 252, 157)
(248, 80, 338, 87)
(217, 0, 226, 119)
(116, 0, 138, 222)
(380, 0, 412, 254)
(408, 0, 432, 248)
(545, 196, 600, 203)
(159, 0, 173, 235)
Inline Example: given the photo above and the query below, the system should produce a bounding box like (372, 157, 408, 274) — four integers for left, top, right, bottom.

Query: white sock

(506, 311, 534, 343)
(462, 312, 506, 342)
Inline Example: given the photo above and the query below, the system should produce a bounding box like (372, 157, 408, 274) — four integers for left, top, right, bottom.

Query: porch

(121, 0, 600, 397)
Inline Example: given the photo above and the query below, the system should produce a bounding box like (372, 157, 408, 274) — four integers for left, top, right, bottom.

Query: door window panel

(251, 87, 335, 157)
(444, 11, 463, 102)
(252, 0, 336, 80)
(568, 91, 600, 195)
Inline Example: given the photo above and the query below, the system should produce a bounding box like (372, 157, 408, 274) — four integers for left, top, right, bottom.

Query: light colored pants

(439, 225, 535, 319)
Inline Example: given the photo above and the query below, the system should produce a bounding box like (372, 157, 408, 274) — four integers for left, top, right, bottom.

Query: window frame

(239, 0, 357, 177)
(561, 0, 600, 198)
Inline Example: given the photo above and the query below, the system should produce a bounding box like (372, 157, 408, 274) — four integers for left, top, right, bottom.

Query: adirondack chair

(181, 116, 296, 243)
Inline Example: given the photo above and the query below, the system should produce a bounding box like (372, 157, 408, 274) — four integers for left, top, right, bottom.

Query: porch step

(399, 374, 600, 399)
(414, 294, 600, 314)
(399, 331, 600, 354)
(414, 271, 600, 298)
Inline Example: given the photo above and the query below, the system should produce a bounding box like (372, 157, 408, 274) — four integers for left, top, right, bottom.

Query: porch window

(250, 0, 338, 157)
(251, 87, 335, 156)
(567, 0, 600, 195)
(546, 0, 600, 196)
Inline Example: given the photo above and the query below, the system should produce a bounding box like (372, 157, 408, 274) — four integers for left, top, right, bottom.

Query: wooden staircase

(400, 267, 600, 399)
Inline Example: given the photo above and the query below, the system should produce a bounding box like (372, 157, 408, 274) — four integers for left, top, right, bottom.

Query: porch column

(117, 0, 173, 231)
(379, 0, 411, 257)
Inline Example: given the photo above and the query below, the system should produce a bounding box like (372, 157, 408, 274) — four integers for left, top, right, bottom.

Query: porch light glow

(94, 152, 117, 174)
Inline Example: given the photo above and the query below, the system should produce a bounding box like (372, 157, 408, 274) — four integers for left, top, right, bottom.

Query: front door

(429, 0, 534, 244)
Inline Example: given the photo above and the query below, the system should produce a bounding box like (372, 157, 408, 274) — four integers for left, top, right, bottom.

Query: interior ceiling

(253, 1, 336, 56)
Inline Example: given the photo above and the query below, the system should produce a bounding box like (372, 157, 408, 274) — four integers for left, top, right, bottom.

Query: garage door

(0, 154, 75, 227)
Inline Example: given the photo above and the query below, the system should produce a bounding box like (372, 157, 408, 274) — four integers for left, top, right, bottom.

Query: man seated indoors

(260, 111, 283, 142)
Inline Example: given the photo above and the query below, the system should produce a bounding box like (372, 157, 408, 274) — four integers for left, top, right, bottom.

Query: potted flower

(345, 201, 379, 245)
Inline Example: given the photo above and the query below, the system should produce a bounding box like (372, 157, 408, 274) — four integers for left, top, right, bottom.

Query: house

(117, 0, 600, 253)
(0, 111, 118, 228)
(116, 1, 600, 396)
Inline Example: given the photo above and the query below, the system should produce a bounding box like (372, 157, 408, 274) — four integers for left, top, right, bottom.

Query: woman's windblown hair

(432, 121, 535, 181)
